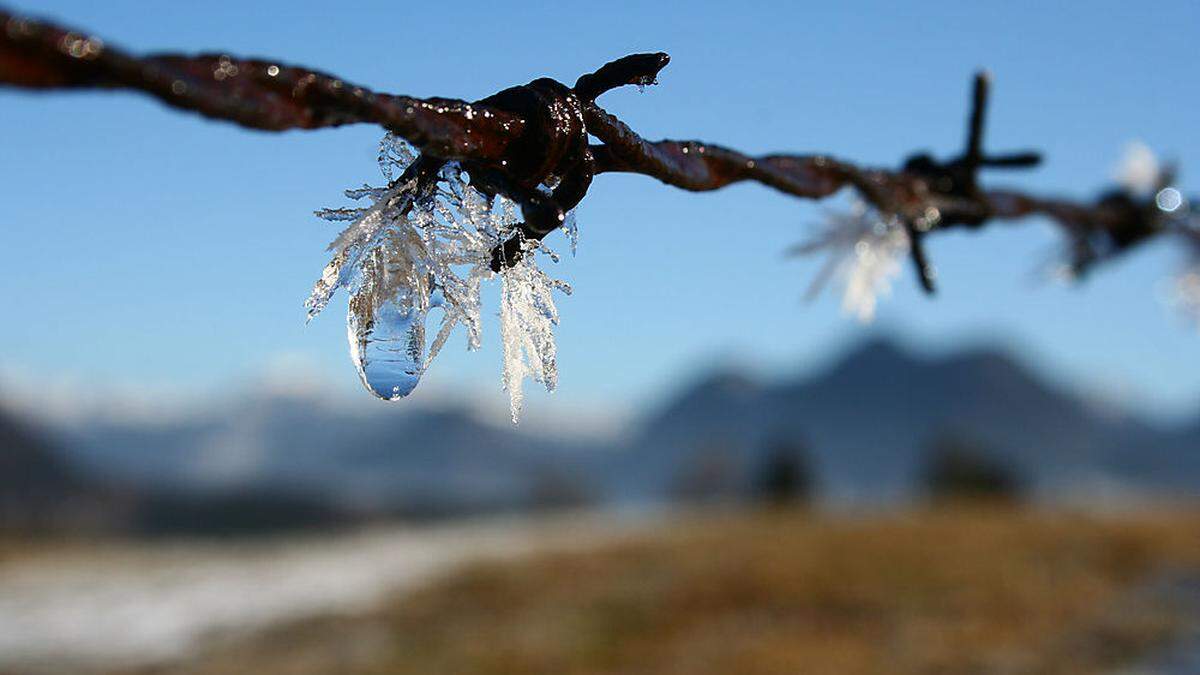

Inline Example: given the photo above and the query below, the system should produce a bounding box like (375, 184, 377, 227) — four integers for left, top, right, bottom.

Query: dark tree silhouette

(921, 434, 1023, 502)
(754, 438, 814, 506)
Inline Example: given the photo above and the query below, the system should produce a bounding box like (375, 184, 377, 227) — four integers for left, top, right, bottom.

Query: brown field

(129, 506, 1200, 675)
(0, 532, 82, 565)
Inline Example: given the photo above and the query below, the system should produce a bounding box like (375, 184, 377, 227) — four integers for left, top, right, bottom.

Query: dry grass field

(127, 506, 1200, 675)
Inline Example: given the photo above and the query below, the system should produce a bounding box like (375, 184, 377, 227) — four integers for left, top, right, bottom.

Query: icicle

(562, 210, 579, 257)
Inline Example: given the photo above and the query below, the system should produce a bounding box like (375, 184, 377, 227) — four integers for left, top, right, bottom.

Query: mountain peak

(802, 337, 923, 389)
(648, 367, 763, 427)
(841, 337, 919, 367)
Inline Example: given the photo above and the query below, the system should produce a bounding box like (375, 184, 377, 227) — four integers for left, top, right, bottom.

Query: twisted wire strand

(2, 7, 1192, 287)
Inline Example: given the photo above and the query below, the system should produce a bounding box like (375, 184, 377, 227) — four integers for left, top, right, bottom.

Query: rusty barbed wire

(1, 7, 1195, 292)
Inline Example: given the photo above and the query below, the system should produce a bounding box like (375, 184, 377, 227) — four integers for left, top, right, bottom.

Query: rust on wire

(1, 7, 1193, 286)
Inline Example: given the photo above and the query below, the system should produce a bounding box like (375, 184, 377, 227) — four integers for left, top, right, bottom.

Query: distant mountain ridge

(2, 337, 1195, 533)
(614, 339, 1196, 503)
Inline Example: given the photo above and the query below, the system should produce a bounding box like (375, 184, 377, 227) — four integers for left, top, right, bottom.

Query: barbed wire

(2, 7, 1195, 292)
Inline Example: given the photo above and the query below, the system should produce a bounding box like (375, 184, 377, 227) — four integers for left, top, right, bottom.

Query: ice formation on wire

(500, 240, 572, 423)
(562, 211, 579, 257)
(1109, 143, 1200, 326)
(1170, 263, 1200, 325)
(307, 134, 572, 420)
(1113, 141, 1163, 196)
(791, 202, 910, 323)
(1166, 210, 1200, 327)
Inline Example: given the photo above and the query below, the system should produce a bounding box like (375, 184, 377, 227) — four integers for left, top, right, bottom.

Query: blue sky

(2, 0, 1198, 427)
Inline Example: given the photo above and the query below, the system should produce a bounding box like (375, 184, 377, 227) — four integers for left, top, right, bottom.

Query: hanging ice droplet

(309, 133, 577, 412)
(347, 290, 427, 400)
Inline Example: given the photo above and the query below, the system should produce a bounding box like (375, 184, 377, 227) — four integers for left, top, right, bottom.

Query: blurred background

(1, 1, 1198, 673)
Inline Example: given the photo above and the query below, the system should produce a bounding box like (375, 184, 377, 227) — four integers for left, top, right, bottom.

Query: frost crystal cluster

(792, 202, 910, 323)
(1168, 227, 1200, 327)
(1166, 210, 1200, 328)
(1170, 264, 1200, 325)
(1112, 143, 1200, 325)
(307, 134, 572, 421)
(1113, 141, 1163, 196)
(500, 241, 572, 423)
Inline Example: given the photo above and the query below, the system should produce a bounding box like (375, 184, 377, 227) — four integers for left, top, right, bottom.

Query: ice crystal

(308, 133, 574, 419)
(791, 202, 910, 323)
(1109, 143, 1200, 325)
(561, 210, 579, 257)
(499, 239, 572, 423)
(1167, 223, 1200, 326)
(1170, 265, 1200, 326)
(1113, 141, 1161, 195)
(309, 134, 516, 401)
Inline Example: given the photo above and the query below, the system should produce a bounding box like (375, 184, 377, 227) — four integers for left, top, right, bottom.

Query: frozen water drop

(309, 133, 576, 413)
(348, 293, 426, 400)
